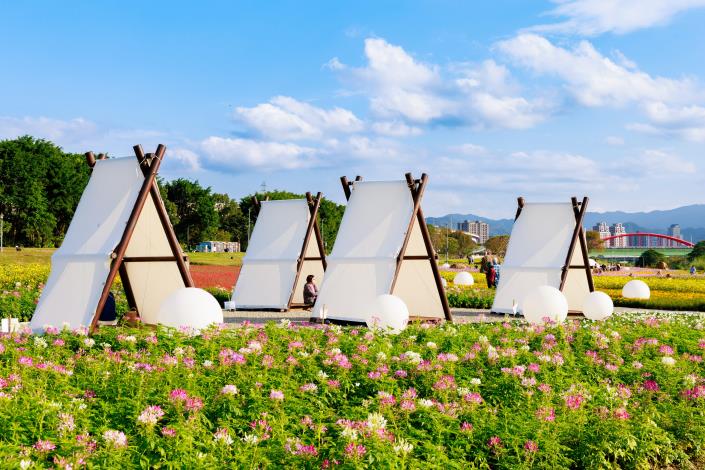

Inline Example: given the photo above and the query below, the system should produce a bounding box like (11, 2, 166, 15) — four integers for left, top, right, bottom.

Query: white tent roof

(232, 199, 321, 309)
(492, 202, 591, 314)
(31, 158, 144, 332)
(312, 180, 445, 322)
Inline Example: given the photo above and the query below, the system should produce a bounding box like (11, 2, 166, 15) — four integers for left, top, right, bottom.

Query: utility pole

(247, 207, 252, 246)
(446, 219, 450, 263)
(0, 213, 3, 253)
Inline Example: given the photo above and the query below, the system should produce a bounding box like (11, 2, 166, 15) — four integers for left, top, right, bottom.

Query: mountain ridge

(426, 204, 705, 242)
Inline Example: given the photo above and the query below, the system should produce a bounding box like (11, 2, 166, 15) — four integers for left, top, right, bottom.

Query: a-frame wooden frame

(340, 173, 452, 322)
(87, 144, 193, 332)
(512, 196, 594, 314)
(288, 192, 328, 309)
(235, 192, 327, 311)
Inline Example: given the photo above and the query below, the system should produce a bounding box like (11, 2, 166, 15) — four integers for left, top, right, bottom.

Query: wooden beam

(559, 197, 589, 291)
(85, 152, 96, 168)
(287, 191, 323, 309)
(573, 197, 595, 292)
(123, 256, 179, 262)
(311, 192, 328, 270)
(90, 145, 163, 333)
(515, 197, 525, 221)
(390, 173, 423, 294)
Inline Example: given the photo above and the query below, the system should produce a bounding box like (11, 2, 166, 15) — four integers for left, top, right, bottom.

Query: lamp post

(0, 213, 3, 253)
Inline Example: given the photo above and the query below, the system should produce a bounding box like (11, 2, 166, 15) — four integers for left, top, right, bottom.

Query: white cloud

(451, 143, 488, 156)
(529, 0, 705, 36)
(200, 136, 319, 171)
(168, 148, 202, 171)
(497, 34, 698, 108)
(606, 136, 625, 145)
(0, 116, 97, 142)
(371, 120, 422, 137)
(235, 96, 363, 140)
(628, 102, 705, 141)
(334, 39, 550, 129)
(616, 149, 697, 175)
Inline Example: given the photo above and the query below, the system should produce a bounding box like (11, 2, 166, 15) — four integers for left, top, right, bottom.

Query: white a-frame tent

(232, 192, 327, 310)
(30, 145, 193, 333)
(491, 197, 594, 315)
(312, 174, 451, 324)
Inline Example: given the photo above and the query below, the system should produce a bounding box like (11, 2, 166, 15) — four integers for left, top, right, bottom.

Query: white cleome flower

(393, 437, 413, 455)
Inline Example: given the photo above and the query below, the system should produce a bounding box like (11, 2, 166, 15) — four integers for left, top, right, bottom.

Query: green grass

(0, 248, 54, 265)
(188, 251, 244, 266)
(590, 248, 692, 258)
(0, 248, 245, 267)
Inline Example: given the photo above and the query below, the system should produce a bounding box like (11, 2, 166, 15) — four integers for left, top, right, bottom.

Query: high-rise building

(611, 223, 627, 248)
(667, 224, 681, 247)
(458, 220, 490, 244)
(593, 222, 612, 248)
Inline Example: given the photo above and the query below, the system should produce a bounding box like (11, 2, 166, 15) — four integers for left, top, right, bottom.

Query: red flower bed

(189, 265, 240, 290)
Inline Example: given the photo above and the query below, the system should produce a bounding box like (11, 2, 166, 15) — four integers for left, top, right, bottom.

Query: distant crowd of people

(480, 251, 500, 288)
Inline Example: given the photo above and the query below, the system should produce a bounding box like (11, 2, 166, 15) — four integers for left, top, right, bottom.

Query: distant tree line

(0, 137, 344, 251)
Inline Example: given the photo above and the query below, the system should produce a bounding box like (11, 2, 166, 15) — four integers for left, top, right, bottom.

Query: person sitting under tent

(303, 275, 318, 306)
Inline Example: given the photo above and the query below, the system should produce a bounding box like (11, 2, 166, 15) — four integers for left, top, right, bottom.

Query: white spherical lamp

(453, 271, 474, 286)
(582, 291, 613, 321)
(521, 286, 568, 325)
(440, 263, 451, 269)
(365, 294, 409, 334)
(155, 288, 224, 330)
(622, 280, 650, 299)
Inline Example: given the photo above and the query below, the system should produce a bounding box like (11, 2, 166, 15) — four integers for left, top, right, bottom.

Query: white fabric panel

(233, 262, 298, 309)
(126, 262, 185, 324)
(492, 267, 563, 314)
(58, 158, 144, 255)
(245, 200, 310, 261)
(233, 199, 312, 309)
(314, 259, 397, 322)
(405, 218, 427, 257)
(563, 268, 590, 312)
(31, 158, 144, 332)
(125, 194, 172, 257)
(304, 232, 322, 258)
(31, 256, 110, 331)
(331, 181, 414, 258)
(502, 204, 575, 269)
(392, 260, 444, 318)
(292, 259, 326, 304)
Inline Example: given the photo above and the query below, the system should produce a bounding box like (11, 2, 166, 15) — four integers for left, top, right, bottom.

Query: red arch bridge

(600, 233, 694, 248)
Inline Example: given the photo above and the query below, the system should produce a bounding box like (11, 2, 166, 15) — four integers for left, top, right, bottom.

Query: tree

(585, 230, 603, 251)
(162, 179, 220, 248)
(688, 241, 705, 262)
(484, 235, 510, 256)
(0, 136, 88, 247)
(638, 249, 665, 268)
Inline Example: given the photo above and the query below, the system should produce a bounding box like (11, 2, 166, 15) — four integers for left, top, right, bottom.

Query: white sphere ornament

(521, 286, 568, 325)
(622, 280, 650, 299)
(365, 294, 409, 334)
(440, 263, 451, 269)
(453, 271, 474, 286)
(582, 291, 614, 321)
(155, 288, 224, 330)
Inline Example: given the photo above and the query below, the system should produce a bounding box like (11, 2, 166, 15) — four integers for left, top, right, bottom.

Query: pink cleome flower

(270, 390, 285, 401)
(169, 389, 189, 402)
(34, 440, 56, 453)
(344, 442, 366, 459)
(524, 440, 539, 453)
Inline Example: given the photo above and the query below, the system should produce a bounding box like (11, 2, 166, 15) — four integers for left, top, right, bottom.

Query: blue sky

(2, 1, 705, 217)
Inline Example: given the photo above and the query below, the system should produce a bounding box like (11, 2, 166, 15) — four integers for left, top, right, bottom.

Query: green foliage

(688, 241, 705, 262)
(638, 249, 666, 268)
(484, 235, 510, 255)
(428, 225, 478, 259)
(0, 136, 89, 247)
(1, 314, 705, 468)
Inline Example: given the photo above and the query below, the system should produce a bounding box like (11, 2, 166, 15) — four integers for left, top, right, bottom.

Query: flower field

(1, 314, 704, 468)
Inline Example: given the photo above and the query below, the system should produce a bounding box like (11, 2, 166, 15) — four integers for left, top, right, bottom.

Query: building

(195, 241, 241, 253)
(593, 222, 612, 247)
(668, 224, 681, 247)
(457, 220, 490, 244)
(611, 223, 628, 248)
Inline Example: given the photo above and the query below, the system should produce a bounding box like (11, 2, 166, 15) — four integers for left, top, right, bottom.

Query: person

(97, 291, 117, 326)
(691, 266, 697, 276)
(303, 274, 318, 306)
(491, 257, 501, 288)
(481, 251, 493, 288)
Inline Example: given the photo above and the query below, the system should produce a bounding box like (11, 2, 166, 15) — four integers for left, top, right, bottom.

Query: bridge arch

(600, 233, 694, 248)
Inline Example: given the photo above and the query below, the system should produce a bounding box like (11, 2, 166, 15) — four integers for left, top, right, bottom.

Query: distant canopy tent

(312, 174, 451, 324)
(232, 193, 327, 310)
(30, 145, 193, 333)
(491, 197, 594, 315)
